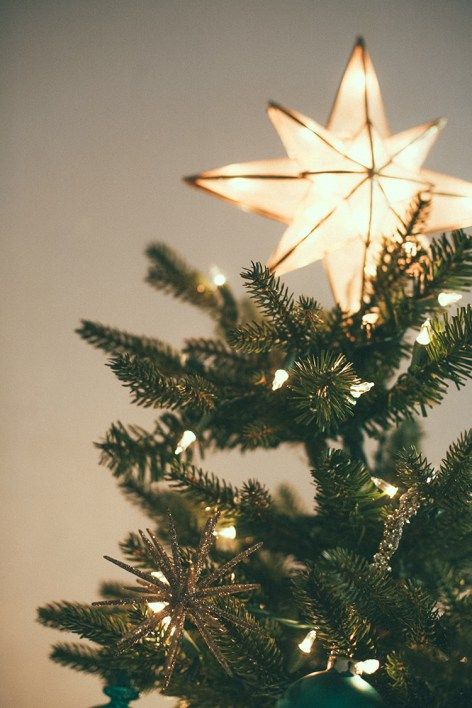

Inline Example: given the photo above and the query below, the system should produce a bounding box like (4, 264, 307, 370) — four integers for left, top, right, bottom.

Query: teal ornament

(276, 657, 383, 707)
(94, 684, 139, 707)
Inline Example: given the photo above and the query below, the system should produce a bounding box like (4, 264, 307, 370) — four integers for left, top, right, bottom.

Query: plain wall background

(1, 1, 471, 706)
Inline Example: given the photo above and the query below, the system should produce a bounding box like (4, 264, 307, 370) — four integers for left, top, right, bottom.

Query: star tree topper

(185, 37, 472, 313)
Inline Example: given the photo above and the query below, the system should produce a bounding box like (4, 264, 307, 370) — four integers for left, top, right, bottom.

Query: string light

(175, 430, 197, 455)
(350, 381, 374, 399)
(364, 263, 377, 278)
(402, 241, 417, 257)
(362, 311, 379, 326)
(355, 659, 380, 675)
(216, 525, 237, 540)
(298, 629, 317, 654)
(272, 368, 289, 390)
(438, 291, 462, 307)
(371, 476, 398, 498)
(148, 571, 171, 626)
(416, 318, 433, 345)
(210, 265, 227, 287)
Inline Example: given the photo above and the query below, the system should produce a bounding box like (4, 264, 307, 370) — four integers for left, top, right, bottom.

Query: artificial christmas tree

(38, 38, 472, 707)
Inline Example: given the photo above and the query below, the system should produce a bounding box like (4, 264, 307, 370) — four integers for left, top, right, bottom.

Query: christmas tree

(38, 39, 472, 708)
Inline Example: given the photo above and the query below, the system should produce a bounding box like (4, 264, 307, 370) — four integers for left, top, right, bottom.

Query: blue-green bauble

(276, 668, 383, 707)
(94, 684, 139, 707)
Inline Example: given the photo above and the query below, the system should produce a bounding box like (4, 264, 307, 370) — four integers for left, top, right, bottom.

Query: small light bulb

(402, 241, 417, 257)
(151, 570, 169, 584)
(362, 311, 379, 326)
(298, 629, 317, 654)
(364, 263, 377, 278)
(210, 265, 227, 287)
(272, 368, 289, 391)
(148, 572, 171, 625)
(438, 291, 462, 307)
(371, 477, 398, 497)
(416, 319, 432, 345)
(147, 599, 168, 613)
(217, 525, 237, 540)
(350, 381, 374, 399)
(175, 430, 197, 455)
(356, 659, 380, 675)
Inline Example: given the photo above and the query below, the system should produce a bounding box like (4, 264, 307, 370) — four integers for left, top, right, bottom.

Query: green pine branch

(214, 597, 287, 696)
(50, 642, 104, 675)
(146, 243, 238, 331)
(289, 352, 360, 431)
(76, 320, 184, 374)
(241, 262, 295, 328)
(166, 460, 239, 510)
(108, 354, 218, 411)
(236, 263, 323, 350)
(96, 417, 182, 481)
(370, 306, 472, 428)
(292, 562, 365, 656)
(432, 429, 472, 511)
(241, 421, 281, 449)
(311, 449, 382, 547)
(228, 319, 281, 354)
(37, 602, 128, 645)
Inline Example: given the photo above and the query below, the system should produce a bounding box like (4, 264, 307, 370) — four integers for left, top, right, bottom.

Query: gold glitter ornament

(93, 512, 261, 689)
(186, 37, 472, 313)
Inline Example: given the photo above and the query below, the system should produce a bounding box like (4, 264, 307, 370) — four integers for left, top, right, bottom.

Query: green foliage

(76, 320, 183, 374)
(146, 242, 238, 331)
(214, 597, 287, 696)
(370, 306, 472, 429)
(228, 319, 279, 354)
(311, 449, 382, 549)
(96, 416, 182, 481)
(146, 243, 221, 314)
(167, 460, 239, 510)
(432, 429, 472, 510)
(289, 352, 359, 430)
(373, 419, 423, 481)
(38, 602, 128, 645)
(229, 262, 322, 354)
(42, 204, 472, 707)
(108, 354, 218, 411)
(426, 305, 472, 386)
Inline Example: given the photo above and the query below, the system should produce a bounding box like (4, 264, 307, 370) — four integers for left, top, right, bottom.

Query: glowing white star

(186, 37, 472, 313)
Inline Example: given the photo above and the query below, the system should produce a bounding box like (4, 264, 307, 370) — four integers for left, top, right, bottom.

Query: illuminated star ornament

(186, 37, 472, 313)
(93, 512, 261, 689)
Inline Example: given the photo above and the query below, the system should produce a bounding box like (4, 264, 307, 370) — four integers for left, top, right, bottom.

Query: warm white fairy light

(416, 318, 433, 345)
(216, 525, 237, 540)
(148, 571, 171, 626)
(210, 265, 227, 287)
(355, 659, 380, 675)
(298, 629, 317, 654)
(438, 291, 462, 307)
(371, 476, 398, 498)
(151, 570, 168, 584)
(175, 430, 197, 455)
(364, 263, 377, 278)
(272, 368, 289, 391)
(350, 381, 374, 399)
(362, 311, 379, 326)
(402, 241, 418, 257)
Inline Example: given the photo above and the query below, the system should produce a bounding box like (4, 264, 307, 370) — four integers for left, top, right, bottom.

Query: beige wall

(1, 1, 471, 706)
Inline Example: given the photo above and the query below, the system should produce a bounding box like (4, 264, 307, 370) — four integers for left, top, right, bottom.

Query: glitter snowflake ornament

(186, 37, 472, 313)
(93, 512, 261, 689)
